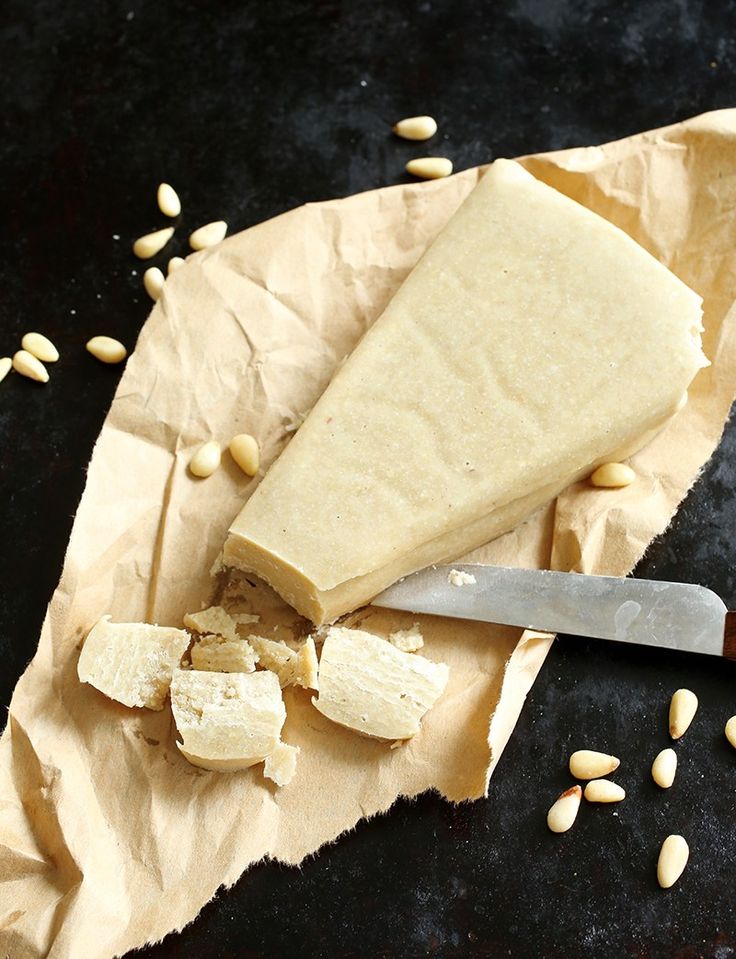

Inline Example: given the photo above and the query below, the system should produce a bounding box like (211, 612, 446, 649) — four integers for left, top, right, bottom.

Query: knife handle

(723, 611, 736, 660)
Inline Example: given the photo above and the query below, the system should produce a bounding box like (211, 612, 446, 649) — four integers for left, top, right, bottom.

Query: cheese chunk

(312, 626, 448, 740)
(183, 605, 240, 642)
(171, 669, 286, 771)
(249, 635, 319, 690)
(263, 741, 300, 786)
(77, 616, 190, 710)
(388, 624, 424, 653)
(190, 634, 258, 673)
(448, 569, 476, 587)
(224, 159, 706, 624)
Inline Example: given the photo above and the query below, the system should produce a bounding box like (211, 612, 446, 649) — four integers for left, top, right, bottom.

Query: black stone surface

(2, 1, 736, 956)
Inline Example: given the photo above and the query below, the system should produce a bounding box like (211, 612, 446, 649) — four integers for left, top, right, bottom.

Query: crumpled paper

(3, 109, 736, 959)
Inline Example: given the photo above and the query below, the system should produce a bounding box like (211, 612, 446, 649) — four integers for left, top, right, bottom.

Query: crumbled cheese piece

(170, 669, 285, 771)
(263, 741, 300, 786)
(448, 569, 476, 587)
(233, 612, 261, 625)
(77, 615, 189, 710)
(249, 635, 319, 690)
(190, 633, 258, 673)
(209, 551, 225, 577)
(388, 624, 424, 653)
(183, 605, 239, 642)
(312, 626, 449, 740)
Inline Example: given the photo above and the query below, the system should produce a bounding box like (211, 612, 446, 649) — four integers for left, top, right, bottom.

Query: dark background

(2, 1, 736, 956)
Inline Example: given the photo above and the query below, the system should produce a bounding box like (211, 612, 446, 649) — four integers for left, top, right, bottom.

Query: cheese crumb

(233, 612, 261, 625)
(448, 569, 477, 587)
(184, 605, 239, 642)
(171, 669, 285, 771)
(77, 616, 189, 710)
(264, 741, 300, 786)
(312, 626, 449, 740)
(190, 634, 258, 673)
(249, 635, 319, 690)
(388, 624, 424, 653)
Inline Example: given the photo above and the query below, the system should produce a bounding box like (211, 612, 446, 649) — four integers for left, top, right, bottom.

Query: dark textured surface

(2, 1, 736, 957)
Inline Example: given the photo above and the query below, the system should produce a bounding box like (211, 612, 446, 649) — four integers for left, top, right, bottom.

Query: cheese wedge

(171, 669, 286, 771)
(78, 616, 190, 710)
(312, 626, 449, 740)
(249, 635, 319, 689)
(224, 159, 706, 624)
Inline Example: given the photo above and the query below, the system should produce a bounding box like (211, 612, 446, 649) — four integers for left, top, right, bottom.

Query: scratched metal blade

(372, 565, 727, 657)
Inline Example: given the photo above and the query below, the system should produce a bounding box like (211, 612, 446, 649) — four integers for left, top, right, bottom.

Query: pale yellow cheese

(171, 669, 285, 771)
(249, 635, 319, 689)
(190, 634, 258, 673)
(224, 158, 706, 625)
(388, 624, 424, 653)
(263, 741, 300, 786)
(77, 616, 190, 710)
(312, 626, 448, 740)
(183, 605, 240, 642)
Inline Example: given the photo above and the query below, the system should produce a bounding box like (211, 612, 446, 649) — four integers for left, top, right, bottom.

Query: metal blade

(372, 564, 727, 657)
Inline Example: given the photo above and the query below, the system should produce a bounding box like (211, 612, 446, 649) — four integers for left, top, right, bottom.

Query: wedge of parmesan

(249, 635, 319, 689)
(190, 633, 258, 673)
(77, 616, 189, 710)
(312, 626, 448, 740)
(263, 741, 300, 786)
(183, 605, 239, 642)
(388, 624, 424, 653)
(223, 159, 706, 625)
(170, 669, 286, 771)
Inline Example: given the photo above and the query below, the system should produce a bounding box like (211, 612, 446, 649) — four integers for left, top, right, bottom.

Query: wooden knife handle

(723, 611, 736, 659)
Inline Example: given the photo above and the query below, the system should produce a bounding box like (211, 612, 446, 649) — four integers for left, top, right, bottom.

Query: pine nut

(726, 716, 736, 749)
(547, 785, 582, 833)
(392, 115, 438, 141)
(657, 834, 689, 889)
(229, 433, 260, 476)
(676, 391, 688, 412)
(0, 356, 11, 384)
(21, 331, 59, 363)
(569, 749, 620, 780)
(189, 441, 221, 478)
(168, 256, 185, 274)
(132, 227, 175, 259)
(86, 336, 127, 364)
(157, 182, 181, 218)
(189, 221, 228, 251)
(583, 779, 625, 803)
(651, 748, 677, 788)
(405, 157, 453, 180)
(590, 462, 635, 488)
(669, 688, 698, 740)
(144, 267, 165, 301)
(13, 350, 49, 383)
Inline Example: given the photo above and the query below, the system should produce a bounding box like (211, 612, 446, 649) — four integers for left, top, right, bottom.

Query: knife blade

(372, 564, 736, 658)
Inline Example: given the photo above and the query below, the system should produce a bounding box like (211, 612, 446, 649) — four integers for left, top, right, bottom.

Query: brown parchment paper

(3, 109, 736, 959)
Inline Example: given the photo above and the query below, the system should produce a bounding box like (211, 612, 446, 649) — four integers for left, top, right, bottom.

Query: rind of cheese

(263, 741, 300, 786)
(77, 616, 189, 710)
(223, 159, 706, 625)
(171, 669, 286, 771)
(183, 605, 239, 642)
(388, 624, 424, 652)
(249, 635, 319, 690)
(312, 626, 448, 740)
(190, 634, 258, 673)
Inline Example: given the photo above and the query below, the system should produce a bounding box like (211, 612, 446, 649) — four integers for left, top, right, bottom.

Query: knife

(372, 564, 736, 659)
